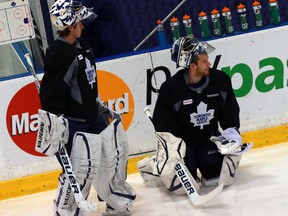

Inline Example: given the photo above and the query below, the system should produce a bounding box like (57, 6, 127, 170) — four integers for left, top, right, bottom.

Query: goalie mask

(50, 0, 97, 31)
(171, 36, 215, 68)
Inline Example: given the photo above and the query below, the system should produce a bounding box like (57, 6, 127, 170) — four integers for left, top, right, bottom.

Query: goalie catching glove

(35, 109, 69, 156)
(210, 127, 242, 155)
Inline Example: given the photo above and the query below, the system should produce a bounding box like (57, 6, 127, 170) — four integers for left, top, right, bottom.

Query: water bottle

(156, 19, 167, 46)
(211, 9, 222, 37)
(253, 1, 264, 28)
(269, 0, 281, 25)
(222, 7, 234, 35)
(237, 3, 249, 31)
(198, 11, 211, 39)
(182, 14, 193, 37)
(170, 17, 181, 41)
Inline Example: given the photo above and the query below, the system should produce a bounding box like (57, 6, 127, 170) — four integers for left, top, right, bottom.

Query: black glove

(99, 105, 121, 124)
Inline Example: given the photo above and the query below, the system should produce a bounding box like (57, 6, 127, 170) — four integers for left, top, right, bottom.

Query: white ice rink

(1, 142, 288, 216)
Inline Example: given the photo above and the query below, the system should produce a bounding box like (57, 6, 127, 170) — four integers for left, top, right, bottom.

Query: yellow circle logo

(97, 70, 134, 131)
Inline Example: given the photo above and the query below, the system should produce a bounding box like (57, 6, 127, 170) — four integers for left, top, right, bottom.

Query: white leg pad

(54, 132, 103, 215)
(71, 132, 102, 179)
(218, 154, 242, 186)
(153, 132, 188, 194)
(54, 173, 90, 216)
(136, 155, 164, 187)
(93, 120, 136, 212)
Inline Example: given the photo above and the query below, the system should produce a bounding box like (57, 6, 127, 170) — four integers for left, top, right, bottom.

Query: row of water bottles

(157, 0, 281, 46)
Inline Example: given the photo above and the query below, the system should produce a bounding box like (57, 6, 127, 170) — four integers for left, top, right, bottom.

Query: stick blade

(193, 183, 223, 207)
(175, 163, 223, 207)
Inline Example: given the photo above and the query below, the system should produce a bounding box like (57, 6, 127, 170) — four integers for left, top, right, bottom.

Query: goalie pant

(54, 119, 136, 215)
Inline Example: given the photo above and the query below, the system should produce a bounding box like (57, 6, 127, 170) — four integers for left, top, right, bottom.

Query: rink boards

(1, 25, 288, 200)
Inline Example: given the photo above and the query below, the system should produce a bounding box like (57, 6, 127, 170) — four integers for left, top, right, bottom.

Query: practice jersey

(40, 38, 99, 122)
(153, 68, 240, 146)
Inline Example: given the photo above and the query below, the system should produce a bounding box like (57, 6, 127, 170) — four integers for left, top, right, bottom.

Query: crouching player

(36, 1, 136, 215)
(137, 36, 252, 196)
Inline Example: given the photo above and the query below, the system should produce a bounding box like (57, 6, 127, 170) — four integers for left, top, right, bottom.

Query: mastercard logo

(6, 70, 134, 156)
(6, 82, 42, 156)
(97, 70, 134, 131)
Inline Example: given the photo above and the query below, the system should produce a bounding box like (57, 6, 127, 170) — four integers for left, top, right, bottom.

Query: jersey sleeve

(218, 75, 240, 130)
(153, 82, 181, 137)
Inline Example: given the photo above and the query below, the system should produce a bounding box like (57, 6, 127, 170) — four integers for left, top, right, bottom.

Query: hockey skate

(102, 204, 131, 216)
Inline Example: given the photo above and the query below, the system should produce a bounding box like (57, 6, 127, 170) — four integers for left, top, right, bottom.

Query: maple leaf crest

(190, 102, 214, 130)
(85, 57, 96, 88)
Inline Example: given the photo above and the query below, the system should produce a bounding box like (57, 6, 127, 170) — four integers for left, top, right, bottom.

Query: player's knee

(71, 132, 102, 178)
(202, 155, 242, 187)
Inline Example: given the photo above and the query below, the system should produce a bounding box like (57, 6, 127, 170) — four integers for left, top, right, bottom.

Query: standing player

(38, 0, 136, 215)
(138, 36, 251, 194)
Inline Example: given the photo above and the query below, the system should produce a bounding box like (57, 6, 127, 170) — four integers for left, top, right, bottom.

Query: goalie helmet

(50, 0, 97, 31)
(171, 36, 215, 68)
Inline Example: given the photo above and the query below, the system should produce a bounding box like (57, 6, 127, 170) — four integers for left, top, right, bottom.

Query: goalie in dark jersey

(137, 36, 252, 194)
(38, 0, 135, 215)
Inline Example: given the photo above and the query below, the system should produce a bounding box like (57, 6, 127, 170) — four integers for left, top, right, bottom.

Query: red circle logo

(6, 82, 42, 156)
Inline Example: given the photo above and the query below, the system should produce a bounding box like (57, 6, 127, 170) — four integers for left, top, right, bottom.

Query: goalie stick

(144, 107, 223, 207)
(24, 53, 97, 212)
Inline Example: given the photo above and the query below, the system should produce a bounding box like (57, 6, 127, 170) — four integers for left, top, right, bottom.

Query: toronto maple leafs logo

(190, 102, 214, 130)
(85, 57, 96, 88)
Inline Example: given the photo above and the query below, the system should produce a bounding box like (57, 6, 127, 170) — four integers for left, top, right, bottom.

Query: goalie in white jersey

(137, 36, 252, 195)
(37, 0, 136, 215)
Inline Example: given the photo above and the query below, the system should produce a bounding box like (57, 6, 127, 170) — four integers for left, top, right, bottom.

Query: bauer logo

(97, 70, 134, 131)
(6, 82, 43, 156)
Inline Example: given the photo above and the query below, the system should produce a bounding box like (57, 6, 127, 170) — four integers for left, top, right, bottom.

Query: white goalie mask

(171, 36, 215, 68)
(50, 0, 97, 31)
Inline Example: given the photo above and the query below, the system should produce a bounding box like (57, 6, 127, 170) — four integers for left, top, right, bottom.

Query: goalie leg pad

(218, 154, 242, 186)
(54, 173, 90, 216)
(93, 120, 136, 212)
(54, 132, 101, 215)
(36, 109, 69, 156)
(154, 132, 186, 177)
(136, 155, 164, 187)
(152, 132, 188, 194)
(165, 163, 201, 195)
(70, 132, 102, 179)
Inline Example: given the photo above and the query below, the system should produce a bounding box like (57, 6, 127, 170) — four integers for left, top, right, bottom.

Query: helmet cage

(171, 36, 215, 68)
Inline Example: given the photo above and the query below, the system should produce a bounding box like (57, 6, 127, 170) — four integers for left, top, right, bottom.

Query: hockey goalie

(137, 36, 253, 205)
(35, 1, 136, 215)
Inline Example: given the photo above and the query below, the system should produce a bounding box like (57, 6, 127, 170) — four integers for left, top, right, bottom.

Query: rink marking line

(1, 123, 288, 201)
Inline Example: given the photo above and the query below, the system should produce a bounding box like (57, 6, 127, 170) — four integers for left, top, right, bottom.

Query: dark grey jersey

(40, 38, 99, 121)
(153, 68, 240, 146)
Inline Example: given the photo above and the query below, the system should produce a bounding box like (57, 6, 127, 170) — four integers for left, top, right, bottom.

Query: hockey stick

(134, 0, 187, 51)
(24, 53, 97, 212)
(144, 107, 223, 207)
